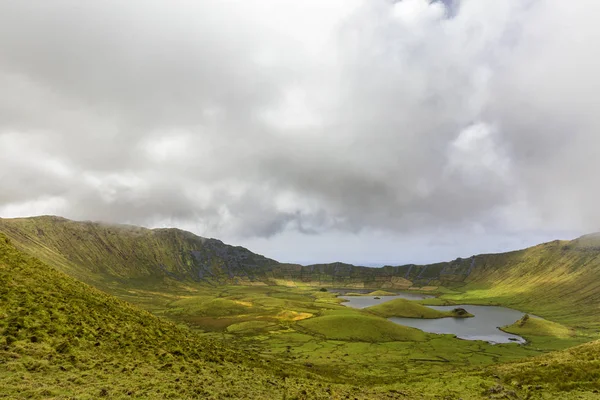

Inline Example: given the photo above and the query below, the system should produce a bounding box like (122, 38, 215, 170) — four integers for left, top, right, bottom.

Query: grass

(439, 238, 600, 330)
(5, 216, 600, 398)
(501, 314, 574, 339)
(495, 339, 600, 395)
(367, 290, 398, 296)
(296, 311, 427, 342)
(365, 298, 474, 319)
(0, 233, 417, 399)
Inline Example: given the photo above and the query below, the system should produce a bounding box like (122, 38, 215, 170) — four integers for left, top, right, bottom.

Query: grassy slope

(0, 233, 399, 399)
(444, 236, 600, 329)
(502, 314, 574, 339)
(0, 215, 278, 288)
(0, 216, 467, 290)
(5, 215, 600, 332)
(495, 339, 600, 395)
(296, 310, 427, 342)
(365, 298, 473, 319)
(3, 220, 600, 398)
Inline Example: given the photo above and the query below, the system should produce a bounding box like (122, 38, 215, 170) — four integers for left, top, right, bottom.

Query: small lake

(339, 295, 529, 344)
(340, 293, 435, 308)
(390, 305, 528, 344)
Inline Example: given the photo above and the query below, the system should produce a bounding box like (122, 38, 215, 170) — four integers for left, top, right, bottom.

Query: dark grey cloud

(0, 0, 599, 261)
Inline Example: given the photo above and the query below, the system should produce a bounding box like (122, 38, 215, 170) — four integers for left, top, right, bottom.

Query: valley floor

(103, 282, 600, 398)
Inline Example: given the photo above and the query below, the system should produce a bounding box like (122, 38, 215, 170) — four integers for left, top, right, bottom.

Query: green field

(502, 314, 575, 339)
(3, 216, 600, 398)
(365, 298, 473, 319)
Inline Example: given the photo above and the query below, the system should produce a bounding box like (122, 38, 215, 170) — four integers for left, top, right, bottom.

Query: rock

(487, 384, 504, 394)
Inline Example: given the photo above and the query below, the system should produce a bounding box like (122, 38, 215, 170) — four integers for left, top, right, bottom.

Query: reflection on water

(340, 292, 434, 308)
(339, 294, 529, 344)
(390, 305, 528, 344)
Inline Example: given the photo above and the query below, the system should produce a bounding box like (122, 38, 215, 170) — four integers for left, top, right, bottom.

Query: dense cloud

(0, 0, 598, 262)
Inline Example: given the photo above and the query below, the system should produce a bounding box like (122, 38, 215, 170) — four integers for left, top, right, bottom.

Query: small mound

(296, 314, 426, 342)
(276, 310, 313, 321)
(172, 297, 256, 317)
(226, 320, 281, 334)
(367, 290, 398, 296)
(501, 314, 574, 338)
(365, 298, 473, 319)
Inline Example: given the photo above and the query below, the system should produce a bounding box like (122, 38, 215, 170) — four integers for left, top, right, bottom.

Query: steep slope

(3, 216, 600, 329)
(0, 216, 455, 289)
(0, 216, 280, 288)
(447, 237, 600, 328)
(0, 233, 397, 399)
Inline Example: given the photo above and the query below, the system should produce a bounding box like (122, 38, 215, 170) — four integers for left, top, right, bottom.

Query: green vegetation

(496, 339, 600, 394)
(296, 311, 427, 342)
(367, 290, 398, 296)
(0, 233, 431, 399)
(4, 215, 600, 398)
(502, 314, 574, 339)
(439, 237, 600, 331)
(365, 298, 473, 319)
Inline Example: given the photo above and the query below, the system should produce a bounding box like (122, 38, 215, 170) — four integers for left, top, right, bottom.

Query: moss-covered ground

(365, 298, 473, 319)
(5, 216, 600, 398)
(108, 280, 593, 394)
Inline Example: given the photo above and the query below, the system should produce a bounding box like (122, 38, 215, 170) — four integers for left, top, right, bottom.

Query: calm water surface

(340, 293, 434, 308)
(391, 305, 528, 344)
(340, 295, 528, 344)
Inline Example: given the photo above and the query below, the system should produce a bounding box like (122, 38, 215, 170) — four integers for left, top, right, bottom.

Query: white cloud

(0, 0, 599, 262)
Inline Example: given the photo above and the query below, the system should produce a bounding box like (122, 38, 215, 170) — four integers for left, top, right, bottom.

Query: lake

(341, 295, 528, 344)
(340, 293, 434, 308)
(391, 305, 527, 344)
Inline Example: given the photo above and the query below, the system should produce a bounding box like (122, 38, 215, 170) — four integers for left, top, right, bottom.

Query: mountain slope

(0, 232, 399, 399)
(4, 216, 600, 398)
(447, 237, 600, 328)
(0, 216, 462, 289)
(0, 215, 279, 287)
(3, 215, 600, 329)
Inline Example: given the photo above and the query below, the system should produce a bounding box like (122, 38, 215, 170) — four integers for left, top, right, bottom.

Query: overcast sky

(0, 0, 597, 265)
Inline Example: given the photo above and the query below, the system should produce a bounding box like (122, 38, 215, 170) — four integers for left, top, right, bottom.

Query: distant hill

(0, 215, 468, 289)
(448, 236, 600, 328)
(3, 215, 600, 328)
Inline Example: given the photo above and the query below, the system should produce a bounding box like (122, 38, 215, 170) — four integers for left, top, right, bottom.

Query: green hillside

(365, 298, 473, 319)
(3, 215, 600, 330)
(0, 233, 393, 399)
(296, 310, 427, 342)
(501, 314, 574, 339)
(4, 216, 600, 398)
(496, 338, 600, 394)
(0, 215, 279, 288)
(445, 237, 600, 329)
(0, 216, 465, 290)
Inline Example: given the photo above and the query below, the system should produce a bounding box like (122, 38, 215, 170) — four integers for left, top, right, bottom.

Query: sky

(0, 0, 598, 265)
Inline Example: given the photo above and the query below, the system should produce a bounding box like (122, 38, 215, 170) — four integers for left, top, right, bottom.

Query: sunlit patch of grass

(501, 314, 575, 339)
(296, 313, 427, 342)
(276, 310, 313, 321)
(365, 298, 473, 319)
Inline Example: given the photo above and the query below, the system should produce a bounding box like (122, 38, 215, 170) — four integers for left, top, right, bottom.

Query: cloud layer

(1, 0, 599, 256)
